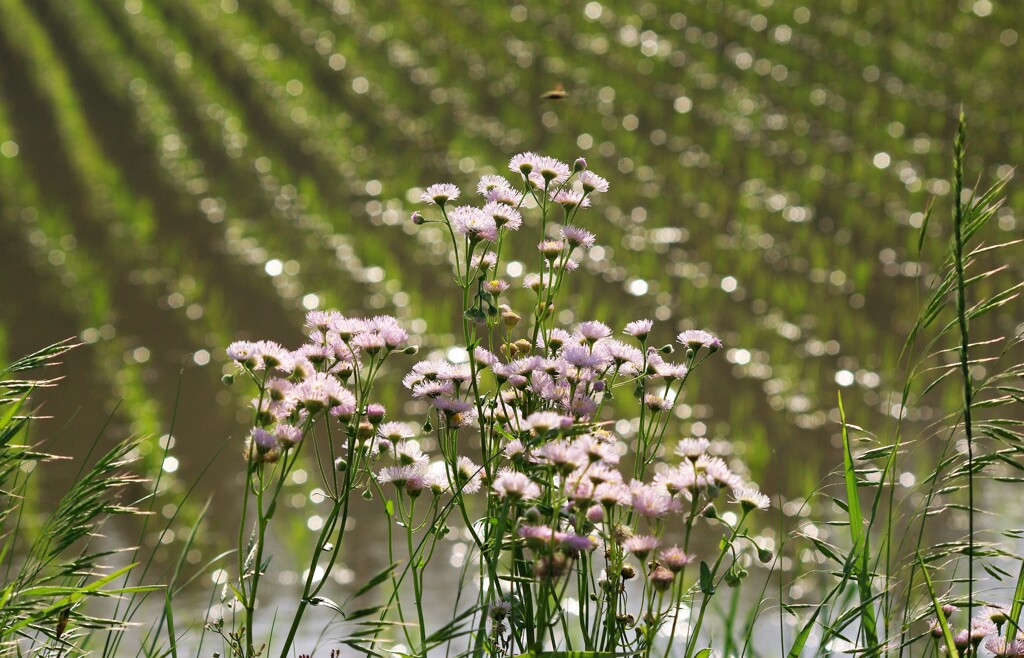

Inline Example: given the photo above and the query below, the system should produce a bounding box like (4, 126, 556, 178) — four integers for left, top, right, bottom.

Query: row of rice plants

(297, 0, 896, 439)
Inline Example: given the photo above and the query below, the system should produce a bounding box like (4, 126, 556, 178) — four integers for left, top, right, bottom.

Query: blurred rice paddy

(1, 0, 1021, 552)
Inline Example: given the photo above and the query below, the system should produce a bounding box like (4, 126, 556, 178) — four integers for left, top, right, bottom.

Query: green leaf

(342, 605, 383, 621)
(164, 588, 178, 658)
(916, 199, 933, 254)
(347, 562, 398, 601)
(3, 563, 143, 634)
(699, 561, 714, 595)
(838, 392, 878, 649)
(1006, 561, 1024, 643)
(919, 553, 959, 657)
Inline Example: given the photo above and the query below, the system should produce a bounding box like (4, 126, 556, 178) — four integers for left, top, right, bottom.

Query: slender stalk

(951, 110, 975, 619)
(244, 466, 267, 656)
(682, 511, 747, 658)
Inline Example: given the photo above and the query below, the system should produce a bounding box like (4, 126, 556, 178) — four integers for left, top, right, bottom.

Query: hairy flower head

(422, 183, 460, 206)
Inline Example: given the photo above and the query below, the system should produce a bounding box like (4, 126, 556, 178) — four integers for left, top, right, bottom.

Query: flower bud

(357, 421, 375, 439)
(361, 489, 373, 500)
(501, 306, 522, 328)
(649, 565, 675, 593)
(574, 157, 587, 172)
(620, 563, 636, 580)
(402, 345, 420, 355)
(658, 344, 675, 354)
(366, 403, 386, 425)
(757, 546, 773, 564)
(334, 457, 348, 472)
(411, 211, 425, 225)
(702, 503, 718, 519)
(222, 373, 235, 385)
(464, 306, 488, 325)
(512, 339, 532, 357)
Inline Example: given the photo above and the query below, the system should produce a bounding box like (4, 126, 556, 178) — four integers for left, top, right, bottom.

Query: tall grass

(784, 113, 1022, 656)
(0, 340, 162, 655)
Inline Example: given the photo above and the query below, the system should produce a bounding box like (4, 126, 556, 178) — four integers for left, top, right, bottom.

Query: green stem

(951, 109, 975, 619)
(683, 511, 747, 658)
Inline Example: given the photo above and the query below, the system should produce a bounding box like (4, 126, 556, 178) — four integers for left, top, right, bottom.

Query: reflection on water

(1, 0, 1022, 650)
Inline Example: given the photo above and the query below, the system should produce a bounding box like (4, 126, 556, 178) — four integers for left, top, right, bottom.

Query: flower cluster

(929, 606, 1022, 657)
(225, 152, 769, 658)
(395, 153, 767, 655)
(226, 312, 411, 462)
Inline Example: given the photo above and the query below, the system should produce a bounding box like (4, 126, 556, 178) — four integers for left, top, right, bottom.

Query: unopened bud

(464, 306, 488, 325)
(702, 503, 718, 519)
(620, 563, 636, 580)
(649, 565, 675, 593)
(574, 157, 587, 172)
(501, 306, 521, 328)
(334, 458, 348, 472)
(411, 211, 425, 225)
(659, 344, 675, 354)
(402, 345, 419, 355)
(757, 547, 773, 564)
(366, 403, 386, 425)
(222, 373, 235, 385)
